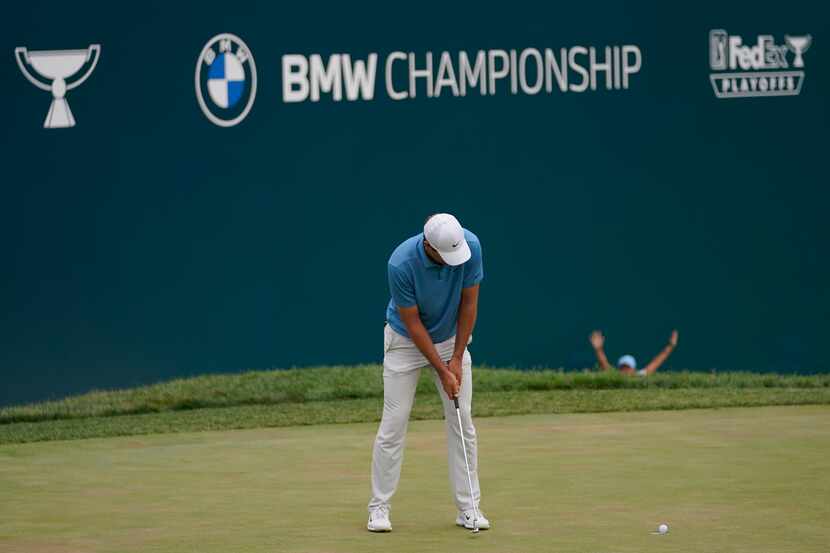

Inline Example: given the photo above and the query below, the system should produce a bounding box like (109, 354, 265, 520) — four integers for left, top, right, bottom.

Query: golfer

(367, 213, 489, 532)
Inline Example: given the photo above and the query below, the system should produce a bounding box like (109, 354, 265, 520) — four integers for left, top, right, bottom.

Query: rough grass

(1, 388, 828, 445)
(2, 366, 828, 424)
(1, 366, 829, 444)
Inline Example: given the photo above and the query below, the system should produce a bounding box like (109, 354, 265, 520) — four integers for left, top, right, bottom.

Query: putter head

(472, 520, 480, 534)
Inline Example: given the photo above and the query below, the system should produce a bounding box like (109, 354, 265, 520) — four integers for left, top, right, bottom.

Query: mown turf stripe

(1, 388, 828, 445)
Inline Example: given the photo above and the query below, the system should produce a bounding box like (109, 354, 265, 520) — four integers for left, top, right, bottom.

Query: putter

(453, 396, 480, 534)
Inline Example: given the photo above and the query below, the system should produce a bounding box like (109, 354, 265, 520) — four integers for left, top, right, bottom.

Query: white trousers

(369, 324, 481, 513)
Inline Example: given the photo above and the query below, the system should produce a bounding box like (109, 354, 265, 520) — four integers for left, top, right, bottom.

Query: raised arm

(398, 305, 459, 398)
(590, 330, 613, 371)
(641, 330, 679, 375)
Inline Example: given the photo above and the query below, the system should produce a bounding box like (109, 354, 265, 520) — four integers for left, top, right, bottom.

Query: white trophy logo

(785, 35, 811, 68)
(15, 44, 101, 128)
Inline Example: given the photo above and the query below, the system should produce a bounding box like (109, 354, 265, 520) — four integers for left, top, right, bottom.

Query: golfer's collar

(418, 235, 441, 269)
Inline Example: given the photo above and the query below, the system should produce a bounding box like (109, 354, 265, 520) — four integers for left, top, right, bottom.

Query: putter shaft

(453, 397, 480, 533)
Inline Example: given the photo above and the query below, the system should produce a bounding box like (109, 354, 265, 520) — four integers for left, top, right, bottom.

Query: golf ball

(658, 523, 669, 534)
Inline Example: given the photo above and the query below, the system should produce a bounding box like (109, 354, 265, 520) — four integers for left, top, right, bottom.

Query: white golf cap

(617, 355, 637, 369)
(424, 213, 471, 266)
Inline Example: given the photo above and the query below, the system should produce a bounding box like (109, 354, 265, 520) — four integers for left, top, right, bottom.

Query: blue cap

(617, 355, 637, 369)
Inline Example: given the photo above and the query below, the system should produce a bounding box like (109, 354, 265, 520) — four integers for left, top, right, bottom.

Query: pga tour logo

(709, 29, 812, 99)
(195, 33, 257, 127)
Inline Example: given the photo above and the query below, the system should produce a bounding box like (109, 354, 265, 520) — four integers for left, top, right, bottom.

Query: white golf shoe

(367, 505, 392, 532)
(456, 509, 491, 530)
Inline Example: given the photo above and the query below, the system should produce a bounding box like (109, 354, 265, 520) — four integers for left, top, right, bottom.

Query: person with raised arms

(590, 329, 679, 376)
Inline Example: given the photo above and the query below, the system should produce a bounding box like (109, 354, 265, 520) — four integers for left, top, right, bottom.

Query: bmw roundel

(195, 33, 257, 127)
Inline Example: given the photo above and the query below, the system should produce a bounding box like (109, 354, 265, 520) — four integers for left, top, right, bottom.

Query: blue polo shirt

(385, 230, 483, 343)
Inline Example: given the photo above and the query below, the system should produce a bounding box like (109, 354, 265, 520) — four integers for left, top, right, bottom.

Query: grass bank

(1, 367, 828, 444)
(2, 366, 828, 424)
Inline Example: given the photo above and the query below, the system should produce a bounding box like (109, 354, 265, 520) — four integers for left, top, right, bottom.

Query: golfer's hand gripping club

(439, 367, 459, 399)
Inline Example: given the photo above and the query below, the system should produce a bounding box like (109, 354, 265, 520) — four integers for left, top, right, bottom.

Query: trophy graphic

(785, 35, 811, 68)
(15, 44, 101, 128)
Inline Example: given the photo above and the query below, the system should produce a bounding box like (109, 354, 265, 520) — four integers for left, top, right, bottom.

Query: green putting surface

(1, 405, 828, 553)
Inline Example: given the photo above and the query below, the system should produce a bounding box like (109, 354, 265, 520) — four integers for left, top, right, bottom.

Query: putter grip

(453, 397, 460, 409)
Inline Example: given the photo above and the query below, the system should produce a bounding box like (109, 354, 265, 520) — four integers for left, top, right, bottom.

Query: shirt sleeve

(462, 238, 484, 288)
(388, 263, 416, 308)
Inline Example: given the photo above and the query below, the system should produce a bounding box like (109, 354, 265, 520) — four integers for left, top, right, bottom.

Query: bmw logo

(195, 33, 257, 127)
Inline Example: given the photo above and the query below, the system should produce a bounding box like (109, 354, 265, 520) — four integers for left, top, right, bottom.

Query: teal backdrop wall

(1, 1, 828, 406)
